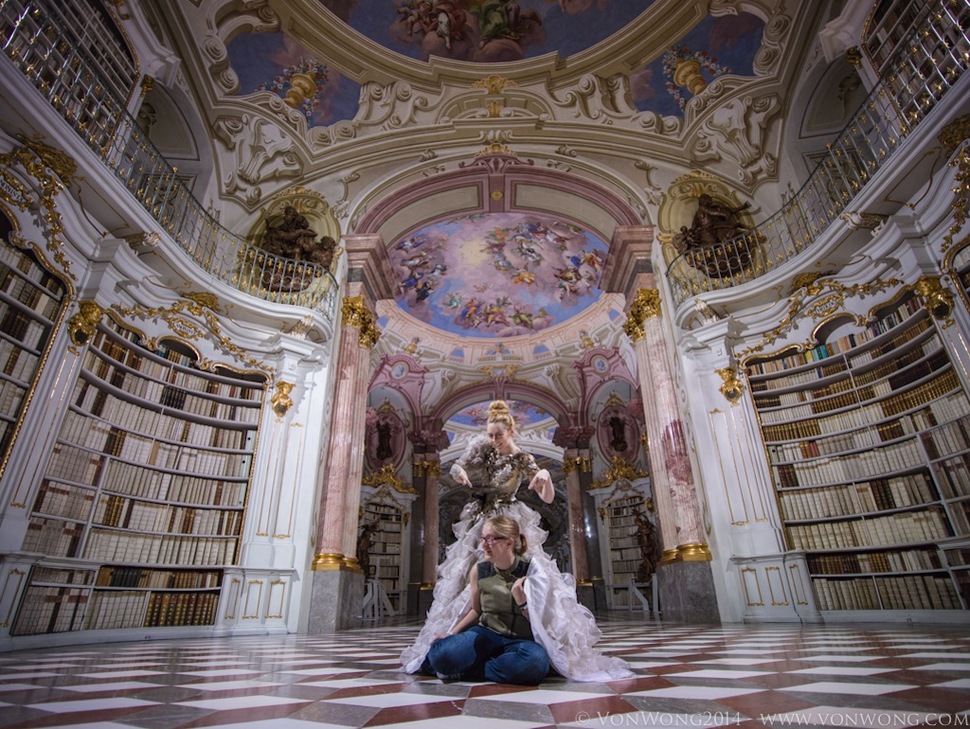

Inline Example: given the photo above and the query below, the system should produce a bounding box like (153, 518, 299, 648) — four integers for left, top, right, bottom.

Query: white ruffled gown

(400, 435, 633, 682)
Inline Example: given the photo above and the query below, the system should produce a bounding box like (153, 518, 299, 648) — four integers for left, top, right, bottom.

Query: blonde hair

(484, 514, 527, 555)
(487, 400, 516, 433)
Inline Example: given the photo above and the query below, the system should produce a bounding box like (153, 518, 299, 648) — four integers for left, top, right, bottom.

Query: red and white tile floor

(0, 616, 968, 728)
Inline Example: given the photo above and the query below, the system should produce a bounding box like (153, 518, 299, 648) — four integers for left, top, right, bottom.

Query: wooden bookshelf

(10, 317, 264, 635)
(603, 492, 653, 608)
(745, 291, 969, 613)
(360, 500, 406, 613)
(0, 236, 68, 464)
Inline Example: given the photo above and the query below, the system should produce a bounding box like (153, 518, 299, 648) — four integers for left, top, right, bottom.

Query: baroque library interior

(1, 0, 969, 657)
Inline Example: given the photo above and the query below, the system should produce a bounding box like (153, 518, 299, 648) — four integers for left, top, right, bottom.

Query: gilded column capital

(341, 295, 380, 348)
(68, 300, 106, 346)
(715, 367, 744, 404)
(271, 381, 295, 417)
(914, 275, 955, 321)
(562, 456, 591, 475)
(622, 288, 661, 341)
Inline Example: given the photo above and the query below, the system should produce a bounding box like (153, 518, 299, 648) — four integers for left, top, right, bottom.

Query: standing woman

(401, 400, 632, 682)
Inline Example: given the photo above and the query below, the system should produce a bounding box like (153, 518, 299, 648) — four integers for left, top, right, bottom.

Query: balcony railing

(665, 0, 970, 308)
(0, 0, 338, 317)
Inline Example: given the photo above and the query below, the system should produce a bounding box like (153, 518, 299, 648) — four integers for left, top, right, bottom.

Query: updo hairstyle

(484, 514, 528, 555)
(487, 400, 516, 433)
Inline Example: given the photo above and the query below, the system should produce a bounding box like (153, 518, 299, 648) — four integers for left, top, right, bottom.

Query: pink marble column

(562, 448, 590, 581)
(421, 459, 441, 585)
(313, 295, 380, 569)
(628, 289, 708, 561)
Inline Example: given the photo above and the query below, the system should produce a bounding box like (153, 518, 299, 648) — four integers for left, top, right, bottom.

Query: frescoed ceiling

(388, 212, 607, 338)
(226, 3, 766, 125)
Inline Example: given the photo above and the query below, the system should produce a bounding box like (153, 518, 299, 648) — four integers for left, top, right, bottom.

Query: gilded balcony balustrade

(0, 0, 338, 318)
(666, 0, 969, 308)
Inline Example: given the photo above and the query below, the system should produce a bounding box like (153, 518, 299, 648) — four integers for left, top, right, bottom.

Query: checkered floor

(1, 616, 968, 728)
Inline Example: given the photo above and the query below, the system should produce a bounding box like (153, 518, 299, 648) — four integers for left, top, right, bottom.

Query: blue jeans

(423, 625, 550, 685)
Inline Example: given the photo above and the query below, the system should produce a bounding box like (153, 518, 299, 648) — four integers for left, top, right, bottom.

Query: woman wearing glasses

(401, 400, 632, 682)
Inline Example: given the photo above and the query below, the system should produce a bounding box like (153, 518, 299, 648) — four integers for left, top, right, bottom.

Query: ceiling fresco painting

(224, 6, 765, 127)
(632, 12, 766, 116)
(226, 32, 361, 126)
(389, 212, 608, 338)
(319, 0, 655, 63)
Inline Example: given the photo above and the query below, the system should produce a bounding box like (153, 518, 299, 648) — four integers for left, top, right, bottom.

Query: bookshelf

(601, 488, 655, 609)
(10, 316, 264, 635)
(360, 498, 407, 614)
(0, 235, 68, 464)
(745, 291, 970, 613)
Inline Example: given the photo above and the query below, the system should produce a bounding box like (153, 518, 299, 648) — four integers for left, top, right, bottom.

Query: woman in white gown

(400, 400, 633, 682)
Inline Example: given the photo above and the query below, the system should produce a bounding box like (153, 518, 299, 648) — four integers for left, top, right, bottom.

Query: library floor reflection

(1, 616, 969, 728)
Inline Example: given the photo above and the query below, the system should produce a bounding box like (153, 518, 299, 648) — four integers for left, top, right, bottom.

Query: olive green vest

(477, 558, 532, 639)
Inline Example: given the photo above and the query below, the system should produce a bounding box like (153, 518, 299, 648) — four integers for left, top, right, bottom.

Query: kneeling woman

(422, 515, 549, 685)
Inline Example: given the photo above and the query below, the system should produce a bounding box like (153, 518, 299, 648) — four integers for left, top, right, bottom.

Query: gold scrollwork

(472, 75, 518, 94)
(622, 288, 661, 341)
(362, 463, 416, 493)
(0, 136, 77, 281)
(68, 300, 106, 346)
(590, 455, 648, 489)
(271, 381, 295, 417)
(738, 276, 903, 359)
(940, 114, 970, 254)
(561, 456, 591, 474)
(112, 296, 272, 375)
(342, 295, 380, 348)
(715, 367, 744, 404)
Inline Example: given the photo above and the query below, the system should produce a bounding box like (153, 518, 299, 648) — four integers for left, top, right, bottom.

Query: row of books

(610, 534, 639, 550)
(813, 574, 961, 610)
(773, 439, 924, 488)
(0, 308, 48, 352)
(920, 418, 970, 459)
(778, 474, 936, 521)
(933, 455, 970, 499)
(65, 396, 253, 451)
(144, 590, 219, 627)
(94, 493, 243, 537)
(21, 517, 84, 558)
(807, 548, 943, 575)
(0, 379, 26, 417)
(746, 302, 928, 378)
(786, 507, 950, 550)
(82, 528, 238, 566)
(100, 459, 246, 507)
(0, 269, 61, 320)
(83, 590, 150, 630)
(763, 388, 967, 442)
(30, 566, 97, 586)
(33, 480, 96, 522)
(87, 333, 263, 401)
(45, 443, 105, 484)
(75, 373, 261, 429)
(96, 566, 222, 589)
(0, 245, 65, 295)
(10, 585, 89, 635)
(84, 351, 261, 414)
(0, 337, 39, 382)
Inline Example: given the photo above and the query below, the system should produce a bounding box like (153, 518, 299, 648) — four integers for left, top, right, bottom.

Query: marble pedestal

(657, 560, 720, 623)
(307, 569, 364, 633)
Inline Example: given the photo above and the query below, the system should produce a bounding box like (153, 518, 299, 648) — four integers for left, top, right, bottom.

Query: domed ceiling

(388, 212, 607, 337)
(226, 3, 766, 126)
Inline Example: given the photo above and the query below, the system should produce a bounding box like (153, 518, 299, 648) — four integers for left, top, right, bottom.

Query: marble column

(562, 448, 590, 582)
(420, 458, 441, 587)
(307, 295, 379, 633)
(600, 226, 718, 623)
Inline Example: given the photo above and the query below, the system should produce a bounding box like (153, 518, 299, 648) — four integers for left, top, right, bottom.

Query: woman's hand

(530, 468, 554, 503)
(453, 465, 472, 488)
(511, 576, 527, 607)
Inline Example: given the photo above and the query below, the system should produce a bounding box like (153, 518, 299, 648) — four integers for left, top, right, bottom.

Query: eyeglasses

(481, 535, 510, 546)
